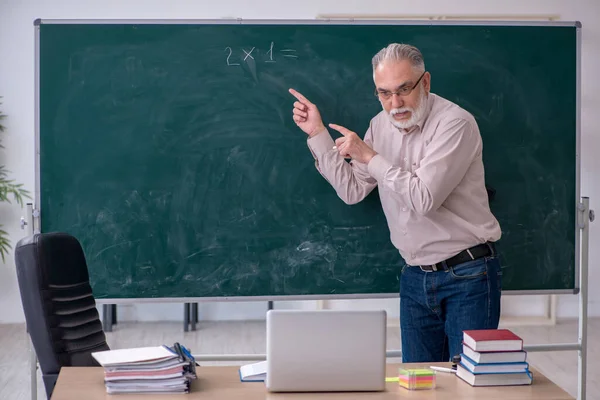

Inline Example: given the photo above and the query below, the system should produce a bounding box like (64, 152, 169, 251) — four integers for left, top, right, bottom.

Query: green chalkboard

(37, 21, 579, 299)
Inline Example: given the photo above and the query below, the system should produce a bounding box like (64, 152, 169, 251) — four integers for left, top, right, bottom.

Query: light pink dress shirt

(306, 93, 502, 266)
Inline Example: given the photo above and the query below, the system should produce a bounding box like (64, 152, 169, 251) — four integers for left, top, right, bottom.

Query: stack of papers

(92, 344, 197, 394)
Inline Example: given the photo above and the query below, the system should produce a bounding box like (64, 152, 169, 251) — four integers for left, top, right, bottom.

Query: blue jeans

(399, 255, 502, 362)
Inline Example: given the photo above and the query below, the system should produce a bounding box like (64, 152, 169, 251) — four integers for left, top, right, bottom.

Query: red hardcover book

(462, 329, 523, 352)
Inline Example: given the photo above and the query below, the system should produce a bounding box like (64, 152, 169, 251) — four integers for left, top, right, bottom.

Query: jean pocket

(449, 258, 487, 279)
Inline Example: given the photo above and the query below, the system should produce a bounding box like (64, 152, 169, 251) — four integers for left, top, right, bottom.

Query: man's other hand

(329, 123, 377, 164)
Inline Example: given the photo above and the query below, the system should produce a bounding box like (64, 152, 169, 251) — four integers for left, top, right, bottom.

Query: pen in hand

(332, 146, 351, 159)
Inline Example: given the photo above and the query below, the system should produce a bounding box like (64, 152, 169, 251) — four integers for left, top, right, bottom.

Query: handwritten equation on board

(225, 42, 298, 66)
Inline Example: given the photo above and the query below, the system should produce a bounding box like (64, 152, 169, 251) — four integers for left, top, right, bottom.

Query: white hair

(372, 43, 425, 72)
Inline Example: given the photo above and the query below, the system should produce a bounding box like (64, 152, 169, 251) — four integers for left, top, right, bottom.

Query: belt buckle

(419, 264, 438, 272)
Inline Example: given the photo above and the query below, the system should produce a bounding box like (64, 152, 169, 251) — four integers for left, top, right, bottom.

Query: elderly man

(289, 43, 502, 363)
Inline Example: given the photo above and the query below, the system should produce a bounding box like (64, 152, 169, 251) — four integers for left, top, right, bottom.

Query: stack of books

(456, 329, 533, 387)
(92, 343, 197, 394)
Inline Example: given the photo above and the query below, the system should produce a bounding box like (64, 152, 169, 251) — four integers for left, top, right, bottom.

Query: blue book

(460, 353, 529, 374)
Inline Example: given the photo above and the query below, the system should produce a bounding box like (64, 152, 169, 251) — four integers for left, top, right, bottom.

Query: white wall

(0, 0, 598, 324)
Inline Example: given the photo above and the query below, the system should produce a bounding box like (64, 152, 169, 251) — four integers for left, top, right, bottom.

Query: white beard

(386, 87, 428, 130)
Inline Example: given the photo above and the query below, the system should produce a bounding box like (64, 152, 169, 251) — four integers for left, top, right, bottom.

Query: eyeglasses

(374, 71, 426, 100)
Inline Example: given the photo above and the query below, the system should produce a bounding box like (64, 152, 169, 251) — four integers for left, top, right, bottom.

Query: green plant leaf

(0, 226, 11, 263)
(0, 98, 29, 262)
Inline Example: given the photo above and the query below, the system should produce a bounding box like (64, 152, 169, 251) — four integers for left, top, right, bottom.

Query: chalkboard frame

(33, 18, 582, 302)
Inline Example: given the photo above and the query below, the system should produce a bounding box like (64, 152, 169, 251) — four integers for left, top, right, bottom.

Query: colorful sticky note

(397, 368, 436, 390)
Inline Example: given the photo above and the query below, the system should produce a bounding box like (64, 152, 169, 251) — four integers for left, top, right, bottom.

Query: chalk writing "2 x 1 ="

(225, 42, 298, 66)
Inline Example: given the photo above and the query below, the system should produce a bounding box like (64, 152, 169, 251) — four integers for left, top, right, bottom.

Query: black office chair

(14, 232, 110, 398)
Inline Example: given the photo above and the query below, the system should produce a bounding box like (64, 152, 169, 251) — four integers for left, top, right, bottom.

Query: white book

(106, 385, 188, 394)
(92, 346, 177, 367)
(456, 364, 532, 387)
(239, 361, 267, 382)
(463, 344, 527, 364)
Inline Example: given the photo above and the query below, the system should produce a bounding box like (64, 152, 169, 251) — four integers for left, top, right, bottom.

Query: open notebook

(239, 361, 267, 382)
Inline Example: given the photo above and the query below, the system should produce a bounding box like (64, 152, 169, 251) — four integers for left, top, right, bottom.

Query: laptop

(265, 309, 387, 392)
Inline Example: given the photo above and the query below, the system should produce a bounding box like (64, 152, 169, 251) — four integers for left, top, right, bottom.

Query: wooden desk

(51, 363, 573, 400)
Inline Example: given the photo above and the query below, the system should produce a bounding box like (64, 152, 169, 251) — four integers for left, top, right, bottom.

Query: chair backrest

(14, 232, 109, 398)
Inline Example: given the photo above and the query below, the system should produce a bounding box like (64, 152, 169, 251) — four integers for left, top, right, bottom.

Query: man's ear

(424, 71, 432, 94)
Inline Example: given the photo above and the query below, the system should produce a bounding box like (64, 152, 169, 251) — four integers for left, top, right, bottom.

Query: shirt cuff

(367, 154, 393, 182)
(306, 128, 336, 159)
